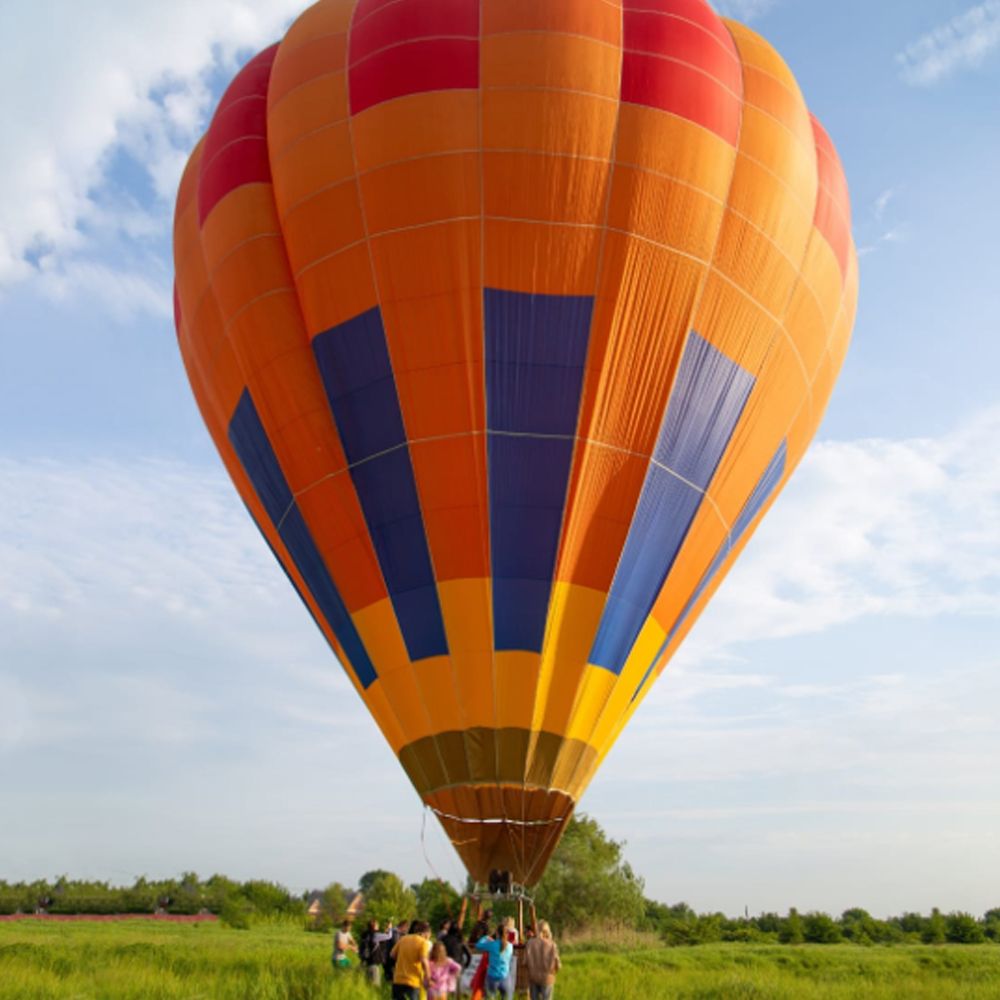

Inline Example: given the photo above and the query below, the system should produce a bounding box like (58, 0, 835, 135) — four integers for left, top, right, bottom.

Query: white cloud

(0, 1, 304, 298)
(897, 0, 1000, 85)
(675, 404, 1000, 666)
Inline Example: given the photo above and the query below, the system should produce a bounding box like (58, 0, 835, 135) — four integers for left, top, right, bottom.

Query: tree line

(3, 815, 998, 945)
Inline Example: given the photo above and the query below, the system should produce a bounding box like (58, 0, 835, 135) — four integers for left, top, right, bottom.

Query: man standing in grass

(390, 919, 432, 1000)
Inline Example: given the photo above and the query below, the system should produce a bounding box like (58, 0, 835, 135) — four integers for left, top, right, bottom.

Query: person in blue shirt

(475, 925, 514, 999)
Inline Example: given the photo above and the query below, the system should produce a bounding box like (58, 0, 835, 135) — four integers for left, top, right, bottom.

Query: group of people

(333, 910, 561, 1000)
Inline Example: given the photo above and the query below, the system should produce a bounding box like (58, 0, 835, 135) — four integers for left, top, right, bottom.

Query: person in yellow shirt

(390, 919, 432, 1000)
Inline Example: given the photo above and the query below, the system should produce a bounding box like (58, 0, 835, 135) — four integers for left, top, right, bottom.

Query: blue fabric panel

(228, 391, 377, 689)
(590, 330, 755, 674)
(589, 469, 702, 672)
(484, 289, 594, 652)
(654, 332, 755, 489)
(484, 288, 593, 434)
(488, 434, 575, 651)
(313, 307, 406, 462)
(313, 310, 448, 661)
(629, 439, 787, 702)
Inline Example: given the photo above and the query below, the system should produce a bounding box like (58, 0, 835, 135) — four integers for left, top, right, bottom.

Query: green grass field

(2, 920, 1000, 999)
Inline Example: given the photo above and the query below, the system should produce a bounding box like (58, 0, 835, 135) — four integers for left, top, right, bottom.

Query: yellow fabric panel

(295, 243, 377, 336)
(438, 579, 492, 654)
(412, 657, 467, 736)
(495, 652, 541, 732)
(585, 616, 668, 749)
(563, 664, 617, 744)
(482, 32, 619, 97)
(448, 650, 496, 732)
(375, 652, 439, 746)
(362, 680, 407, 754)
(361, 153, 480, 234)
(350, 91, 479, 172)
(533, 581, 606, 735)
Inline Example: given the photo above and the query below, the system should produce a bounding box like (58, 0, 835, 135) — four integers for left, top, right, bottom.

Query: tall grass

(1, 921, 999, 998)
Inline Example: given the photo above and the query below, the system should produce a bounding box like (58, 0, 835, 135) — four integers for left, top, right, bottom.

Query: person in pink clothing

(427, 940, 463, 999)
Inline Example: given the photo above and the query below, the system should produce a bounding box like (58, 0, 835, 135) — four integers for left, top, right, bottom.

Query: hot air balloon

(173, 0, 857, 888)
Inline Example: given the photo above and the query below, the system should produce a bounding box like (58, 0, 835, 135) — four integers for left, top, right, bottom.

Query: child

(427, 940, 463, 999)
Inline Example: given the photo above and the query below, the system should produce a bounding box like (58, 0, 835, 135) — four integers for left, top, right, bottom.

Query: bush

(219, 897, 254, 931)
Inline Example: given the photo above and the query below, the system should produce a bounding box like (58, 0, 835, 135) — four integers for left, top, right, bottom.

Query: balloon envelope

(173, 0, 857, 885)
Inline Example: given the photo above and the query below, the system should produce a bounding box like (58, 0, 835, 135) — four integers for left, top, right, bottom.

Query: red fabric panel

(349, 37, 479, 115)
(810, 114, 851, 281)
(624, 11, 741, 96)
(622, 51, 741, 146)
(623, 0, 732, 48)
(197, 45, 277, 225)
(350, 0, 478, 64)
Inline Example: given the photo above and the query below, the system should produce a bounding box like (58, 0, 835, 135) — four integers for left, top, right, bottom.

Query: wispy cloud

(897, 0, 1000, 85)
(858, 187, 905, 257)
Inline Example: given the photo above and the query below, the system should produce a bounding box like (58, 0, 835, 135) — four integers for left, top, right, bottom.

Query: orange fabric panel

(350, 90, 478, 172)
(295, 243, 378, 337)
(268, 72, 350, 157)
(483, 0, 621, 41)
(271, 121, 355, 220)
(281, 179, 364, 277)
(482, 31, 620, 97)
(361, 152, 480, 234)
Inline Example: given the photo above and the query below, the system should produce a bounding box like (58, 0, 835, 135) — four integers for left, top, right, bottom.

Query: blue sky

(1, 0, 998, 917)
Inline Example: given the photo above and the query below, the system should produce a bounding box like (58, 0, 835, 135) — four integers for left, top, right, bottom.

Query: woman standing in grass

(524, 921, 560, 1000)
(475, 925, 513, 999)
(426, 940, 462, 999)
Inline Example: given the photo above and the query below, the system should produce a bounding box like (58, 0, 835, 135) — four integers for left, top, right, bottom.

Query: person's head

(340, 920, 351, 931)
(502, 916, 515, 930)
(440, 919, 451, 933)
(410, 919, 429, 937)
(537, 920, 552, 941)
(367, 919, 379, 932)
(430, 940, 446, 963)
(398, 920, 410, 934)
(483, 908, 493, 921)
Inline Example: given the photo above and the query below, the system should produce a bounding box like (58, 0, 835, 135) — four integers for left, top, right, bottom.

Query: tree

(840, 907, 878, 945)
(803, 912, 842, 944)
(362, 872, 417, 926)
(320, 882, 351, 921)
(923, 907, 946, 945)
(358, 870, 395, 896)
(412, 878, 462, 934)
(779, 908, 804, 944)
(532, 814, 645, 931)
(945, 911, 985, 944)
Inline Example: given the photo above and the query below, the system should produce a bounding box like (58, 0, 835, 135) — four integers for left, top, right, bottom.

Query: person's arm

(390, 939, 400, 959)
(553, 942, 561, 971)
